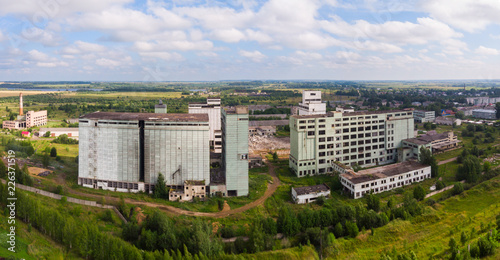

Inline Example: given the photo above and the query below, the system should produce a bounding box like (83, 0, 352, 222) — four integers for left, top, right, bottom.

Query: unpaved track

(63, 161, 280, 218)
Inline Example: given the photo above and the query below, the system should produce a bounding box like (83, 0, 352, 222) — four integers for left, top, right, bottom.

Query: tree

(50, 147, 57, 157)
(419, 147, 439, 178)
(455, 111, 465, 119)
(43, 131, 51, 137)
(449, 238, 459, 260)
(452, 183, 464, 195)
(413, 185, 426, 201)
(333, 222, 343, 238)
(365, 193, 380, 212)
(0, 159, 7, 178)
(435, 180, 445, 190)
(42, 153, 50, 168)
(272, 152, 278, 161)
(457, 155, 481, 183)
(153, 173, 169, 199)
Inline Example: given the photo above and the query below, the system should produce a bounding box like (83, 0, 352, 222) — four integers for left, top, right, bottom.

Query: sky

(0, 0, 499, 81)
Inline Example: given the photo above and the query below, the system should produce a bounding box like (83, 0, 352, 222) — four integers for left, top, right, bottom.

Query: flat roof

(341, 161, 429, 184)
(293, 184, 330, 196)
(40, 128, 78, 132)
(404, 132, 451, 145)
(80, 111, 208, 122)
(473, 109, 496, 113)
(292, 109, 414, 119)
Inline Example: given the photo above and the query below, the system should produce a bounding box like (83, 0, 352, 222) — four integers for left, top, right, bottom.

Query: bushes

(435, 180, 445, 190)
(452, 183, 464, 195)
(51, 134, 78, 144)
(413, 185, 426, 201)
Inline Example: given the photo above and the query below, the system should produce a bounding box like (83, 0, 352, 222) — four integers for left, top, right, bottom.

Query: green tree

(452, 183, 464, 195)
(0, 159, 7, 178)
(419, 147, 438, 178)
(365, 193, 380, 212)
(333, 222, 343, 238)
(435, 180, 445, 190)
(413, 185, 426, 201)
(43, 131, 51, 137)
(50, 147, 57, 157)
(457, 155, 481, 183)
(42, 153, 50, 168)
(496, 102, 500, 119)
(272, 152, 278, 161)
(153, 173, 169, 199)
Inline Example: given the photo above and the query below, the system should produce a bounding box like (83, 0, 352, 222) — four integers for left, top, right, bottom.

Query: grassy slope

(330, 175, 500, 259)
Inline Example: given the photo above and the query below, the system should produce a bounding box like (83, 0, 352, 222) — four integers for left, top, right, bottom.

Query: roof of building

(184, 180, 205, 185)
(293, 184, 330, 196)
(473, 109, 496, 113)
(80, 111, 208, 122)
(39, 128, 79, 132)
(341, 161, 430, 184)
(404, 132, 452, 145)
(223, 106, 248, 114)
(292, 109, 414, 119)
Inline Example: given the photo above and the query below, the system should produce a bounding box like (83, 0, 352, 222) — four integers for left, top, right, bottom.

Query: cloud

(36, 61, 68, 68)
(422, 0, 500, 32)
(239, 50, 266, 62)
(475, 46, 499, 55)
(62, 41, 107, 54)
(0, 0, 133, 17)
(28, 49, 50, 61)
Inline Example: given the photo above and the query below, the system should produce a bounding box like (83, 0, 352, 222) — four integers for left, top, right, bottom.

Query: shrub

(452, 183, 464, 195)
(50, 147, 57, 157)
(413, 185, 426, 201)
(435, 180, 445, 190)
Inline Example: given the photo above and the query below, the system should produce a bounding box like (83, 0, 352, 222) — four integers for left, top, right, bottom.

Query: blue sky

(0, 0, 499, 81)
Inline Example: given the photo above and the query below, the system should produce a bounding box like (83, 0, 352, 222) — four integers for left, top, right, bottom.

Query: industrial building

(413, 110, 435, 123)
(189, 97, 222, 153)
(2, 93, 47, 130)
(434, 116, 461, 126)
(289, 109, 414, 177)
(472, 109, 496, 120)
(291, 184, 330, 204)
(339, 161, 431, 199)
(401, 132, 460, 161)
(155, 99, 167, 113)
(78, 112, 210, 193)
(222, 106, 249, 196)
(298, 90, 327, 115)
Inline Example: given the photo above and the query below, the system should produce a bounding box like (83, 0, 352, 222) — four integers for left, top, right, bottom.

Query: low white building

(472, 109, 496, 120)
(39, 128, 79, 138)
(434, 116, 461, 126)
(291, 184, 330, 204)
(339, 161, 431, 199)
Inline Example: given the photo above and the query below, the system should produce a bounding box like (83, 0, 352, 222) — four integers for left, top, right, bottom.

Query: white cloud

(210, 28, 246, 43)
(63, 41, 107, 54)
(0, 30, 6, 42)
(239, 50, 266, 62)
(0, 0, 133, 17)
(139, 51, 184, 61)
(422, 0, 500, 32)
(28, 50, 50, 61)
(36, 61, 68, 68)
(475, 46, 499, 56)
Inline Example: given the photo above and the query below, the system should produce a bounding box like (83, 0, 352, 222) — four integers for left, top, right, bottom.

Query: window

(319, 137, 325, 142)
(308, 131, 315, 136)
(318, 130, 325, 135)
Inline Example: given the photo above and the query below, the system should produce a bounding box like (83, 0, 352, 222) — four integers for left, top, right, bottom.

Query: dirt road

(61, 161, 281, 218)
(438, 157, 457, 165)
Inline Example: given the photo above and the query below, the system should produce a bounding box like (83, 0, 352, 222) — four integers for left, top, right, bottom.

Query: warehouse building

(339, 161, 431, 199)
(289, 109, 414, 177)
(401, 131, 460, 161)
(189, 97, 222, 153)
(222, 106, 249, 196)
(39, 128, 79, 138)
(2, 93, 47, 130)
(78, 112, 210, 193)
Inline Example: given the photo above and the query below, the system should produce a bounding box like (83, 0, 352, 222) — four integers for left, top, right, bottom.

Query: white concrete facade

(298, 90, 327, 115)
(291, 185, 330, 204)
(413, 110, 435, 123)
(189, 98, 222, 153)
(39, 128, 79, 138)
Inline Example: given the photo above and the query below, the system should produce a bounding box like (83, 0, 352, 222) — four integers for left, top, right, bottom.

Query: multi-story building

(25, 110, 48, 128)
(222, 106, 249, 196)
(298, 90, 326, 115)
(339, 161, 431, 199)
(78, 112, 210, 193)
(472, 109, 496, 120)
(189, 97, 222, 153)
(413, 110, 435, 123)
(289, 109, 415, 177)
(466, 97, 500, 105)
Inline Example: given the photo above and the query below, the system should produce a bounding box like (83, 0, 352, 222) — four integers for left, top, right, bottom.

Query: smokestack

(19, 93, 23, 116)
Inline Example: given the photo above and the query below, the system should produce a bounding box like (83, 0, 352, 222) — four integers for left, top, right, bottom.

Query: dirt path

(438, 157, 457, 165)
(59, 161, 281, 218)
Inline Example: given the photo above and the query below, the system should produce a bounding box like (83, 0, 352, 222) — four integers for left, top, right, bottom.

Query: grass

(330, 175, 500, 259)
(0, 90, 59, 97)
(61, 91, 183, 99)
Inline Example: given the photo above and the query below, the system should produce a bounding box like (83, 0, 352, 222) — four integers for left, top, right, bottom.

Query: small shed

(291, 184, 330, 204)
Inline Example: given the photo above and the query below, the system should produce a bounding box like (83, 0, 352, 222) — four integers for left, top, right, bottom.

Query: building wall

(2, 120, 25, 129)
(143, 122, 210, 186)
(39, 128, 79, 137)
(78, 119, 140, 185)
(289, 110, 415, 177)
(222, 107, 249, 196)
(413, 110, 435, 123)
(472, 110, 496, 119)
(189, 105, 221, 144)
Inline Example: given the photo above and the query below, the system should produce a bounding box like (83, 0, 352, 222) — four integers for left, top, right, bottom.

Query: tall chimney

(19, 93, 23, 116)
